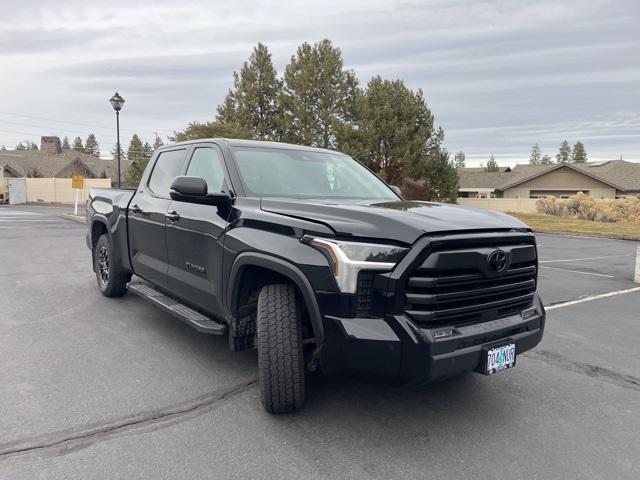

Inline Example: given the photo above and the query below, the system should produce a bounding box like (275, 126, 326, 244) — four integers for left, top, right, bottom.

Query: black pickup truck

(87, 138, 545, 413)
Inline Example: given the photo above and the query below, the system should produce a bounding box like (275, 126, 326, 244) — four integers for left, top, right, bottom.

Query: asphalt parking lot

(1, 205, 639, 479)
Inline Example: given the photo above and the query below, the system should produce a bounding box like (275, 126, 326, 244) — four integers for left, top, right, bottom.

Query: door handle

(165, 211, 181, 222)
(130, 204, 143, 214)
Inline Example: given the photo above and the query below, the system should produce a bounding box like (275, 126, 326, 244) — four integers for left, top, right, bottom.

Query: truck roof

(162, 138, 347, 155)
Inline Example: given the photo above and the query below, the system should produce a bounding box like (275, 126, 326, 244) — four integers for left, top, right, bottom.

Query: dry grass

(535, 193, 640, 223)
(508, 213, 640, 240)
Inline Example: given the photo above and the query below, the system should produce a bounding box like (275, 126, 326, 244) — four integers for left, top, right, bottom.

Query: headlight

(303, 237, 408, 293)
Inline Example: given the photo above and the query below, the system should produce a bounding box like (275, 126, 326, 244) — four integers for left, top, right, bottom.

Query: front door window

(185, 148, 227, 193)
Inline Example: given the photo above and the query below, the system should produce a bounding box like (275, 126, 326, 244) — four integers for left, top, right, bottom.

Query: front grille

(403, 240, 537, 328)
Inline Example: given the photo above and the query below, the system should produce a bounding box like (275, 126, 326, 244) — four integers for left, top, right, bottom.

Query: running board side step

(127, 281, 227, 335)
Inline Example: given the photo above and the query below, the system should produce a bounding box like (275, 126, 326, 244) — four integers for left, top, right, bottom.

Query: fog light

(433, 329, 453, 339)
(521, 307, 536, 319)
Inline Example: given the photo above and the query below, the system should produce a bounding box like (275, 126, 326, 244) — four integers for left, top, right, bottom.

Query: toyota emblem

(488, 249, 508, 273)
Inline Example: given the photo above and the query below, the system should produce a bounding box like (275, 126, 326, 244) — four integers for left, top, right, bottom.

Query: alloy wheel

(97, 245, 109, 286)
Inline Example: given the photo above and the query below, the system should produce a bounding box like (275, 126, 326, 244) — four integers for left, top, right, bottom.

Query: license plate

(485, 343, 516, 375)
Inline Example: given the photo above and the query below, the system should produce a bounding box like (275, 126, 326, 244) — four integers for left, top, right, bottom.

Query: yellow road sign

(72, 176, 84, 189)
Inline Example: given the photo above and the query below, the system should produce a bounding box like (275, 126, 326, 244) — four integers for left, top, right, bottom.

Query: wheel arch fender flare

(89, 217, 110, 273)
(227, 252, 325, 346)
(90, 215, 110, 247)
(90, 215, 132, 275)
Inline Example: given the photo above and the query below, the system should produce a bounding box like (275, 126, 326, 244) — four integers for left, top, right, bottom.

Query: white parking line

(0, 223, 62, 227)
(546, 287, 640, 310)
(540, 254, 632, 264)
(0, 211, 44, 216)
(539, 266, 614, 278)
(0, 219, 58, 222)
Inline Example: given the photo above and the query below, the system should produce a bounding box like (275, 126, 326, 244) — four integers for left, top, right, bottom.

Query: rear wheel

(256, 284, 305, 414)
(94, 234, 130, 297)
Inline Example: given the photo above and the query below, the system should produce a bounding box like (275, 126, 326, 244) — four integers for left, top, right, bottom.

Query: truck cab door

(165, 145, 232, 318)
(128, 147, 188, 288)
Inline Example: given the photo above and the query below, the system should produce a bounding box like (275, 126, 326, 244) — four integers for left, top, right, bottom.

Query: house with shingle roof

(457, 160, 640, 199)
(0, 136, 130, 185)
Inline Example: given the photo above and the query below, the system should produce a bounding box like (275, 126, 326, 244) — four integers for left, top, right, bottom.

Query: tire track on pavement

(0, 378, 257, 460)
(524, 350, 640, 391)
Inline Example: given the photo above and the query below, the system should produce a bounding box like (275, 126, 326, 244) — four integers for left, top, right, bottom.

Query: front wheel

(256, 284, 306, 414)
(94, 234, 130, 297)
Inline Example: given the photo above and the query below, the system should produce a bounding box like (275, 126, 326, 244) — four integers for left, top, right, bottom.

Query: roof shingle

(457, 160, 640, 192)
(0, 150, 131, 183)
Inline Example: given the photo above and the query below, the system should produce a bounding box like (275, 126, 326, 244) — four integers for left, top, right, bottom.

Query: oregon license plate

(485, 343, 516, 375)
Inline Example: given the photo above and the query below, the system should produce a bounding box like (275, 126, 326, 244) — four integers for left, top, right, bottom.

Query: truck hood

(260, 199, 529, 244)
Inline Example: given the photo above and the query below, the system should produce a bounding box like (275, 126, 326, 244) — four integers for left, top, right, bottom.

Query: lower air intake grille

(356, 272, 374, 316)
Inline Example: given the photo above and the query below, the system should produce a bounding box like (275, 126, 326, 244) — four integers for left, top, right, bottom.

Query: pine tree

(28, 141, 38, 150)
(0, 145, 6, 151)
(422, 148, 459, 203)
(454, 151, 466, 168)
(85, 133, 100, 157)
(571, 141, 587, 163)
(127, 134, 144, 162)
(217, 43, 281, 139)
(110, 143, 125, 160)
(172, 121, 251, 142)
(125, 159, 147, 187)
(72, 136, 84, 153)
(425, 148, 458, 203)
(422, 126, 458, 201)
(485, 154, 499, 172)
(62, 136, 70, 149)
(170, 39, 458, 202)
(341, 76, 435, 185)
(153, 136, 164, 150)
(16, 142, 26, 151)
(529, 144, 541, 165)
(125, 135, 151, 187)
(485, 156, 497, 172)
(541, 154, 553, 165)
(556, 140, 571, 163)
(280, 39, 357, 149)
(143, 142, 153, 159)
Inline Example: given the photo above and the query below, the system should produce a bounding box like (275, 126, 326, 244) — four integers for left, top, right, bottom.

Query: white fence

(457, 198, 539, 213)
(4, 178, 112, 204)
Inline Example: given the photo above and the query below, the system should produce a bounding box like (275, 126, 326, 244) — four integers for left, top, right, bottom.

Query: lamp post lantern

(109, 92, 125, 187)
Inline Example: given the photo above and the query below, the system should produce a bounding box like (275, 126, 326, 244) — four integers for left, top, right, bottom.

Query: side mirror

(171, 176, 207, 197)
(170, 176, 232, 208)
(390, 185, 403, 199)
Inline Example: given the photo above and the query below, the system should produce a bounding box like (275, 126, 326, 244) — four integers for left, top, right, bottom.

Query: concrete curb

(60, 214, 87, 224)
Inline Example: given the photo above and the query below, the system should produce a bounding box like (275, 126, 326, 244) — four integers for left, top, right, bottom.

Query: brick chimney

(41, 136, 62, 154)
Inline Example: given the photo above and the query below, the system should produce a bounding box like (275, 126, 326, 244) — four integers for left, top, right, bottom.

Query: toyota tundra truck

(86, 138, 545, 413)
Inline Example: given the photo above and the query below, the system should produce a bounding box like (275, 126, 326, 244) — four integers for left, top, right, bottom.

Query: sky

(1, 0, 638, 167)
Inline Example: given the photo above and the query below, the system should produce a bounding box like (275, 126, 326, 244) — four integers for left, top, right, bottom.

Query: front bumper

(319, 293, 545, 382)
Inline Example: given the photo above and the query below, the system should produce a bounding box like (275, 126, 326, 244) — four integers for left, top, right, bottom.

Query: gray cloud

(0, 0, 638, 164)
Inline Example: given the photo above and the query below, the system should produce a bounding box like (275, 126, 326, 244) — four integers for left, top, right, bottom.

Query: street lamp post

(109, 92, 125, 187)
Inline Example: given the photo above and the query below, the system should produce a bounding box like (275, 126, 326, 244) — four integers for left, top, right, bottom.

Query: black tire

(94, 234, 130, 297)
(256, 284, 305, 414)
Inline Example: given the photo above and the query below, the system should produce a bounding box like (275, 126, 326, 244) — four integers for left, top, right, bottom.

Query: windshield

(230, 147, 399, 202)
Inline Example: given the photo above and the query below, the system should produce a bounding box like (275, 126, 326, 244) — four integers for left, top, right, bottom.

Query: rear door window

(147, 149, 186, 197)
